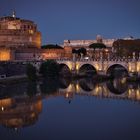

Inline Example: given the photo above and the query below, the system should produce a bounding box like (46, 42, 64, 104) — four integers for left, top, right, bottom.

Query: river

(0, 77, 140, 140)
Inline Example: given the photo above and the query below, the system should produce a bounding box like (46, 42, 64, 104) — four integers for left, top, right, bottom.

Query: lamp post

(132, 52, 136, 60)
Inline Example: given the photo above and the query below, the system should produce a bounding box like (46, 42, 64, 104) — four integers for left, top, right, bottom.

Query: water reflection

(58, 77, 140, 101)
(0, 96, 42, 129)
(0, 77, 140, 130)
(106, 78, 128, 94)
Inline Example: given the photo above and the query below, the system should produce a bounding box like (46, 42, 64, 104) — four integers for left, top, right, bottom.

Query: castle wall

(0, 16, 41, 49)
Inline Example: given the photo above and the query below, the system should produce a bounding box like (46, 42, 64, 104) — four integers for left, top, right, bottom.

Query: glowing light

(105, 49, 109, 52)
(136, 90, 140, 100)
(76, 84, 79, 92)
(67, 62, 72, 71)
(94, 86, 101, 96)
(76, 64, 79, 70)
(121, 78, 126, 84)
(66, 93, 69, 98)
(0, 50, 10, 61)
(67, 84, 73, 92)
(1, 107, 4, 111)
(95, 64, 99, 71)
(137, 62, 140, 72)
(29, 29, 34, 34)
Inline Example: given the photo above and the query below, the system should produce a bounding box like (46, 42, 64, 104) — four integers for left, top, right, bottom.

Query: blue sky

(1, 0, 140, 45)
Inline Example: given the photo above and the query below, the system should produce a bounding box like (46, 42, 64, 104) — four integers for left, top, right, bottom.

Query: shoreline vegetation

(0, 73, 139, 85)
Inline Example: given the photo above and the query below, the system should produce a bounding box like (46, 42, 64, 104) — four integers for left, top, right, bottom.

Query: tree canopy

(72, 47, 87, 56)
(26, 64, 37, 81)
(39, 60, 60, 77)
(89, 43, 106, 49)
(41, 44, 63, 49)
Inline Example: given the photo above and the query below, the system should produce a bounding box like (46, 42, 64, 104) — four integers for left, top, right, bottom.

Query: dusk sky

(1, 0, 140, 45)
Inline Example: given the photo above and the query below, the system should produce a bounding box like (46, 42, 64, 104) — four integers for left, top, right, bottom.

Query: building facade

(0, 11, 41, 49)
(63, 35, 116, 59)
(0, 12, 72, 61)
(63, 35, 115, 49)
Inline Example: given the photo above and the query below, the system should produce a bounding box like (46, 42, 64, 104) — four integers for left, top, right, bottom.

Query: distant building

(63, 35, 116, 59)
(64, 35, 115, 49)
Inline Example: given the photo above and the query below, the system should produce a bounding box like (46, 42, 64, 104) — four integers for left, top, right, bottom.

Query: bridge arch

(59, 63, 71, 74)
(79, 64, 97, 75)
(106, 78, 128, 95)
(59, 78, 71, 89)
(106, 64, 129, 77)
(79, 78, 96, 92)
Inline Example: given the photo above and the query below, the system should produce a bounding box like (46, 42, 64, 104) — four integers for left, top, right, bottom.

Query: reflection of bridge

(0, 79, 140, 130)
(0, 95, 42, 129)
(57, 58, 140, 76)
(59, 80, 140, 102)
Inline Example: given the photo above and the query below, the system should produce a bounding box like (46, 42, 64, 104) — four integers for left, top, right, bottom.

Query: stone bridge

(57, 58, 140, 76)
(0, 58, 139, 77)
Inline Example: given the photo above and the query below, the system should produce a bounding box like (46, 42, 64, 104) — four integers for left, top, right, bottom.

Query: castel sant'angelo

(0, 11, 72, 61)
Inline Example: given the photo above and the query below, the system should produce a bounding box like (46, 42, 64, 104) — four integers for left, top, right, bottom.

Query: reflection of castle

(0, 96, 42, 129)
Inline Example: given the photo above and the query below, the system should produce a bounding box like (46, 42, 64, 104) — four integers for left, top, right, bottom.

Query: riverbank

(0, 75, 28, 84)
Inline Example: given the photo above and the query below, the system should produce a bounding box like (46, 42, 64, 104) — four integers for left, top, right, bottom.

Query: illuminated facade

(0, 12, 72, 61)
(0, 11, 41, 49)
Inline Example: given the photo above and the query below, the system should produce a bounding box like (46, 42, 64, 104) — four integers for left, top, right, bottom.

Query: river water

(0, 78, 140, 140)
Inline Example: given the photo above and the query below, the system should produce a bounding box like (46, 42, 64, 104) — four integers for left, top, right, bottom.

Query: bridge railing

(0, 57, 139, 64)
(56, 57, 140, 62)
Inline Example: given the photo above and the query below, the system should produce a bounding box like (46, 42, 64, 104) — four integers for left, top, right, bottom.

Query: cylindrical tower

(0, 12, 41, 49)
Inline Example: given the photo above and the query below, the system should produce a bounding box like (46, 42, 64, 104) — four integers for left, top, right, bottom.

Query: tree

(72, 49, 78, 54)
(89, 43, 106, 58)
(27, 82, 37, 97)
(41, 44, 63, 49)
(40, 77, 59, 95)
(26, 64, 37, 81)
(39, 60, 60, 77)
(72, 48, 87, 58)
(78, 48, 87, 56)
(89, 43, 106, 50)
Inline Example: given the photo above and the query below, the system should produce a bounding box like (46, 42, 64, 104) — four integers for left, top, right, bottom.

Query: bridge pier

(97, 70, 106, 76)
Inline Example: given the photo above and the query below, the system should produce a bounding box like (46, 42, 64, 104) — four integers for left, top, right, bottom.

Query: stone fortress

(0, 11, 41, 48)
(0, 11, 71, 61)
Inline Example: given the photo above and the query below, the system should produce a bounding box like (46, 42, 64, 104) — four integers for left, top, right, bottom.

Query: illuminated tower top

(12, 10, 16, 18)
